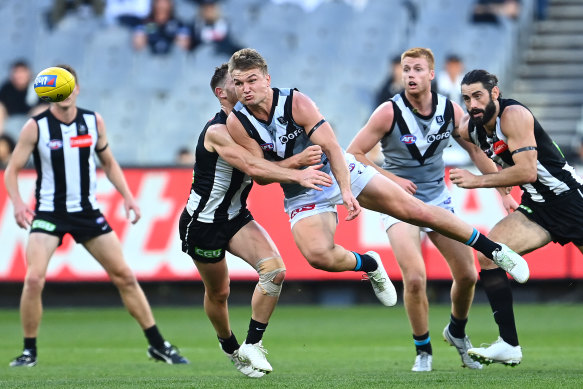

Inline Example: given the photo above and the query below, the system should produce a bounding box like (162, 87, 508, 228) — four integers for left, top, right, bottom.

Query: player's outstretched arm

(4, 119, 38, 229)
(292, 91, 360, 220)
(212, 121, 332, 189)
(94, 113, 141, 224)
(347, 101, 417, 195)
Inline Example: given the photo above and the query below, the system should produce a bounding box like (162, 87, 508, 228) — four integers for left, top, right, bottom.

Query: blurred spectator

(175, 146, 195, 166)
(132, 0, 191, 55)
(189, 0, 243, 56)
(471, 0, 521, 24)
(104, 0, 151, 28)
(0, 134, 16, 169)
(437, 54, 465, 106)
(47, 0, 105, 29)
(374, 55, 403, 108)
(0, 60, 44, 134)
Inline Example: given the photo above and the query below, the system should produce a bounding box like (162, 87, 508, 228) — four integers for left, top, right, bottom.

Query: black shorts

(30, 210, 113, 246)
(517, 188, 583, 246)
(179, 208, 254, 263)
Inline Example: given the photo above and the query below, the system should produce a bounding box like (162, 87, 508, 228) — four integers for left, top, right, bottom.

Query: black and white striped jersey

(186, 110, 252, 223)
(32, 108, 100, 213)
(232, 88, 330, 199)
(468, 98, 583, 203)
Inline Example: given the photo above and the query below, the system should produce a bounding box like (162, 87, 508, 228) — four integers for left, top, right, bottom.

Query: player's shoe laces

(411, 351, 432, 372)
(468, 337, 522, 367)
(147, 341, 190, 364)
(492, 243, 529, 283)
(442, 325, 483, 369)
(364, 251, 397, 306)
(224, 348, 265, 378)
(9, 350, 37, 367)
(237, 341, 272, 373)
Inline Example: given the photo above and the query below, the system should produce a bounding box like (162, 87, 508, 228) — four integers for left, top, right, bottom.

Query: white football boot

(224, 348, 265, 378)
(237, 341, 273, 374)
(492, 243, 529, 284)
(364, 251, 397, 306)
(411, 351, 432, 372)
(468, 337, 522, 366)
(442, 325, 483, 369)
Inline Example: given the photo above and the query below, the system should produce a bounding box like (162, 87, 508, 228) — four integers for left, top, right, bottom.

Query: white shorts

(380, 187, 455, 233)
(284, 152, 378, 229)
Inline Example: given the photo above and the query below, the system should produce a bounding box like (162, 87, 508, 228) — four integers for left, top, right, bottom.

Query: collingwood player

(178, 63, 332, 377)
(450, 69, 583, 366)
(4, 65, 189, 367)
(347, 48, 512, 372)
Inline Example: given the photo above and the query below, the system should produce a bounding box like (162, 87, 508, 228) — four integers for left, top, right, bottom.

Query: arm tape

(95, 143, 109, 153)
(511, 146, 537, 155)
(307, 119, 326, 138)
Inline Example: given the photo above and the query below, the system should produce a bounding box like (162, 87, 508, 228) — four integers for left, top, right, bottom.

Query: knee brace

(255, 256, 286, 297)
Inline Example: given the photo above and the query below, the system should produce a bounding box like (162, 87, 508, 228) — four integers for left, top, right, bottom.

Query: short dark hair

(0, 134, 16, 153)
(461, 69, 499, 94)
(11, 59, 30, 70)
(55, 64, 78, 85)
(210, 63, 229, 93)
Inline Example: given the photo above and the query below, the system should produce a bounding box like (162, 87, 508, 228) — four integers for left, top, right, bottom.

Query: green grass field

(0, 303, 582, 388)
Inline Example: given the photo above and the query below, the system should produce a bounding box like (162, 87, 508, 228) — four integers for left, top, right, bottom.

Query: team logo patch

(400, 134, 417, 144)
(493, 140, 508, 155)
(48, 139, 63, 150)
(70, 134, 93, 148)
(348, 163, 355, 172)
(32, 219, 56, 232)
(34, 74, 57, 88)
(290, 204, 315, 219)
(78, 124, 88, 135)
(260, 143, 274, 151)
(436, 115, 444, 124)
(444, 197, 452, 205)
(277, 116, 288, 125)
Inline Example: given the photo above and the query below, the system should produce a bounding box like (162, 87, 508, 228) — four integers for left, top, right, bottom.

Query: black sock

(218, 331, 240, 355)
(353, 252, 378, 272)
(413, 332, 432, 355)
(480, 268, 519, 346)
(246, 318, 268, 345)
(466, 229, 501, 259)
(448, 314, 468, 338)
(24, 337, 37, 356)
(144, 325, 166, 350)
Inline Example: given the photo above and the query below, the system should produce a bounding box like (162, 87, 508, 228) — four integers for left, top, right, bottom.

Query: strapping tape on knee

(255, 256, 286, 297)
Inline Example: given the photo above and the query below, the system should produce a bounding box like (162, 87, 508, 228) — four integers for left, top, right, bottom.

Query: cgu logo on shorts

(31, 219, 56, 232)
(493, 140, 508, 155)
(400, 134, 417, 144)
(194, 247, 223, 259)
(260, 143, 274, 151)
(290, 204, 315, 219)
(70, 134, 93, 148)
(34, 75, 57, 88)
(48, 139, 63, 150)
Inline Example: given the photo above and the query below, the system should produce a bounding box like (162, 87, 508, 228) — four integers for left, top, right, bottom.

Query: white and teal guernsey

(468, 98, 583, 203)
(381, 91, 455, 202)
(232, 88, 330, 199)
(186, 110, 253, 223)
(32, 108, 100, 213)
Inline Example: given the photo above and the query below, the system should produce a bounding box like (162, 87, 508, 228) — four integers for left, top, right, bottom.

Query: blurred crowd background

(1, 0, 582, 168)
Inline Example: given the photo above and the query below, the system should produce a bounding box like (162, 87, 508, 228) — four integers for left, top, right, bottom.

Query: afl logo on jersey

(260, 143, 274, 151)
(48, 139, 63, 150)
(348, 163, 355, 172)
(400, 134, 417, 144)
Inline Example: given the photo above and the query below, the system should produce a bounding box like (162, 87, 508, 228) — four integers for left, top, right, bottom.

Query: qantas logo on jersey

(400, 134, 417, 144)
(290, 204, 315, 219)
(48, 139, 63, 150)
(493, 140, 509, 155)
(260, 143, 274, 151)
(34, 75, 57, 88)
(70, 135, 93, 148)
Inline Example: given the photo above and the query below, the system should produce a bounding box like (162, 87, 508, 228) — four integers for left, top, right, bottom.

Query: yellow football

(33, 66, 76, 103)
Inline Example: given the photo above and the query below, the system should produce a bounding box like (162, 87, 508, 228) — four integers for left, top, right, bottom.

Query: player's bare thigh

(357, 174, 423, 221)
(83, 231, 130, 274)
(26, 232, 61, 276)
(228, 220, 280, 269)
(488, 211, 551, 255)
(291, 211, 337, 257)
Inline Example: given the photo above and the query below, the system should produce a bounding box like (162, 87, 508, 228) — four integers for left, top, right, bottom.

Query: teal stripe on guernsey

(353, 252, 362, 271)
(414, 337, 431, 346)
(465, 228, 478, 245)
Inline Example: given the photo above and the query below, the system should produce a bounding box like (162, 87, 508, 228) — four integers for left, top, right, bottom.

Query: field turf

(0, 303, 582, 388)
